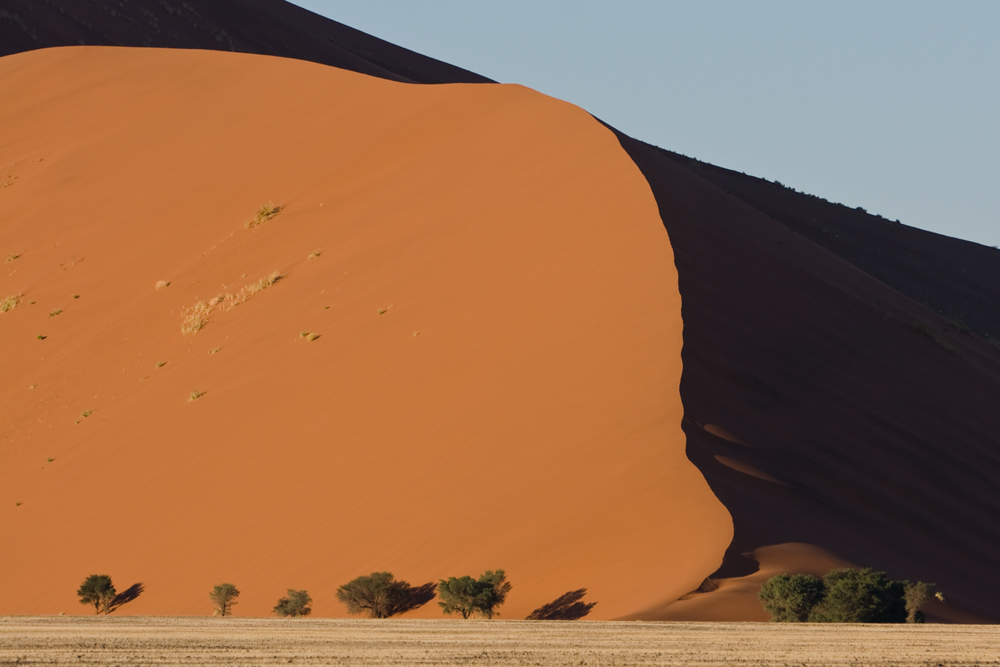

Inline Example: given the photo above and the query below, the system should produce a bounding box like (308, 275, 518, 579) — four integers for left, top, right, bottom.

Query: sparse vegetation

(308, 249, 321, 259)
(336, 572, 437, 619)
(273, 589, 311, 617)
(155, 280, 170, 290)
(156, 361, 166, 368)
(438, 570, 512, 619)
(209, 348, 220, 354)
(1, 294, 21, 312)
(81, 410, 92, 418)
(377, 308, 387, 315)
(181, 271, 283, 334)
(76, 575, 144, 615)
(72, 294, 80, 299)
(7, 253, 20, 262)
(759, 568, 934, 623)
(188, 390, 204, 402)
(49, 309, 62, 317)
(210, 583, 240, 617)
(245, 202, 282, 229)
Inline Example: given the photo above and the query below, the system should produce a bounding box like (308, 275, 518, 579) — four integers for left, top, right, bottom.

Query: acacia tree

(273, 589, 312, 617)
(902, 581, 935, 623)
(810, 568, 906, 623)
(438, 570, 512, 619)
(210, 583, 241, 617)
(758, 574, 826, 622)
(77, 575, 144, 615)
(77, 575, 115, 615)
(336, 572, 437, 618)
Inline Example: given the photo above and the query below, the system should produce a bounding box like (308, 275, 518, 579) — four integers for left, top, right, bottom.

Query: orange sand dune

(0, 47, 731, 618)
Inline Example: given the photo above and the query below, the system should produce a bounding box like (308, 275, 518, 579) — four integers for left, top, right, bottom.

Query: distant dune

(0, 47, 731, 618)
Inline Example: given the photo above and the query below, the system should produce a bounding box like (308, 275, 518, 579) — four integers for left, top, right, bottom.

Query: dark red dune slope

(4, 0, 1000, 622)
(614, 134, 1000, 622)
(0, 0, 490, 84)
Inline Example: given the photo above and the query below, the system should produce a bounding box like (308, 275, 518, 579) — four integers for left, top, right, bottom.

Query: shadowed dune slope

(0, 47, 731, 619)
(0, 0, 490, 84)
(614, 134, 1000, 622)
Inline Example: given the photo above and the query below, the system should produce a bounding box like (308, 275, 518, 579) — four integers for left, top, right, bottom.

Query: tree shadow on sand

(388, 581, 438, 616)
(525, 588, 597, 620)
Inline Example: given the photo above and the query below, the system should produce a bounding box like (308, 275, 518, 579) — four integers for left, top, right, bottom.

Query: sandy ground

(0, 46, 730, 618)
(2, 617, 998, 666)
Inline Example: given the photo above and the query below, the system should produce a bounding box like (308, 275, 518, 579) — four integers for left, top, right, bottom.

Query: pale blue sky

(293, 1, 1000, 247)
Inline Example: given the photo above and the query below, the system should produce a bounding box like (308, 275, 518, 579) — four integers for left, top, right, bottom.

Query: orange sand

(0, 47, 730, 618)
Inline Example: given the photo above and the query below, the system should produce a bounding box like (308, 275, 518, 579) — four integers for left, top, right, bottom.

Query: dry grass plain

(1, 617, 998, 666)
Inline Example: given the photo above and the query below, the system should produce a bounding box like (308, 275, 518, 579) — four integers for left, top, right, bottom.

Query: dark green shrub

(273, 589, 312, 617)
(438, 569, 512, 619)
(809, 568, 906, 623)
(336, 572, 436, 618)
(758, 573, 825, 622)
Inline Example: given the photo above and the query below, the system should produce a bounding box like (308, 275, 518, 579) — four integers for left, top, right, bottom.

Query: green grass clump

(245, 202, 282, 229)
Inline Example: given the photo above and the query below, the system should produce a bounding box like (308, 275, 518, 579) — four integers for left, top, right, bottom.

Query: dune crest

(0, 47, 730, 618)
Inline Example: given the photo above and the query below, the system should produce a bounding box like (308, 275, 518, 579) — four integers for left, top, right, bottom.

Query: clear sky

(293, 1, 1000, 248)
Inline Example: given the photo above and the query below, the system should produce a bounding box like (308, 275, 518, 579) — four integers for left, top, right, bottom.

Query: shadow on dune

(526, 589, 597, 620)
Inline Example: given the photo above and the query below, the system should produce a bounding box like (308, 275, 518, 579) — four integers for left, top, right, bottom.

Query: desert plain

(3, 617, 1000, 666)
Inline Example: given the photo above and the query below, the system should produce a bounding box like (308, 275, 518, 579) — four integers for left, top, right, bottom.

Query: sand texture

(3, 617, 999, 666)
(0, 46, 731, 619)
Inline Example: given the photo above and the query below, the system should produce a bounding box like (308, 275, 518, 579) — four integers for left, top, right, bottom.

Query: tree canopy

(758, 574, 825, 622)
(759, 568, 930, 623)
(438, 570, 512, 619)
(273, 589, 312, 617)
(76, 575, 144, 615)
(336, 572, 436, 618)
(209, 583, 240, 617)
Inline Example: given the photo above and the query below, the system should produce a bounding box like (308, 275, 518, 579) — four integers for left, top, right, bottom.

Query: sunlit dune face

(0, 46, 730, 619)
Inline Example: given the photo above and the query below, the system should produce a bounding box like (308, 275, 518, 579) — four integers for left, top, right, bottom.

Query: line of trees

(758, 568, 940, 623)
(79, 569, 597, 620)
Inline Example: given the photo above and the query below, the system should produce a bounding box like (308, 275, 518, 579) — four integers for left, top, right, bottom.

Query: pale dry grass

(245, 202, 282, 229)
(180, 271, 283, 334)
(0, 617, 997, 666)
(1, 294, 21, 313)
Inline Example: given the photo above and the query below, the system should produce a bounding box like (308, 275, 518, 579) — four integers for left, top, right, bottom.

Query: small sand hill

(0, 47, 731, 618)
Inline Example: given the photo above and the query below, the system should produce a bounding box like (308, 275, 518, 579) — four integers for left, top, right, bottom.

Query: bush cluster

(759, 568, 936, 623)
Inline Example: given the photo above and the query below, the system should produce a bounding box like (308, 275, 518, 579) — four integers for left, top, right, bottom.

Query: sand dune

(617, 134, 1000, 622)
(0, 47, 731, 618)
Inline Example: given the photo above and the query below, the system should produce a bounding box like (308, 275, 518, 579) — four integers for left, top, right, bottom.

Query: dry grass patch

(1, 294, 22, 313)
(188, 390, 204, 402)
(245, 202, 282, 229)
(155, 280, 170, 290)
(180, 271, 284, 334)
